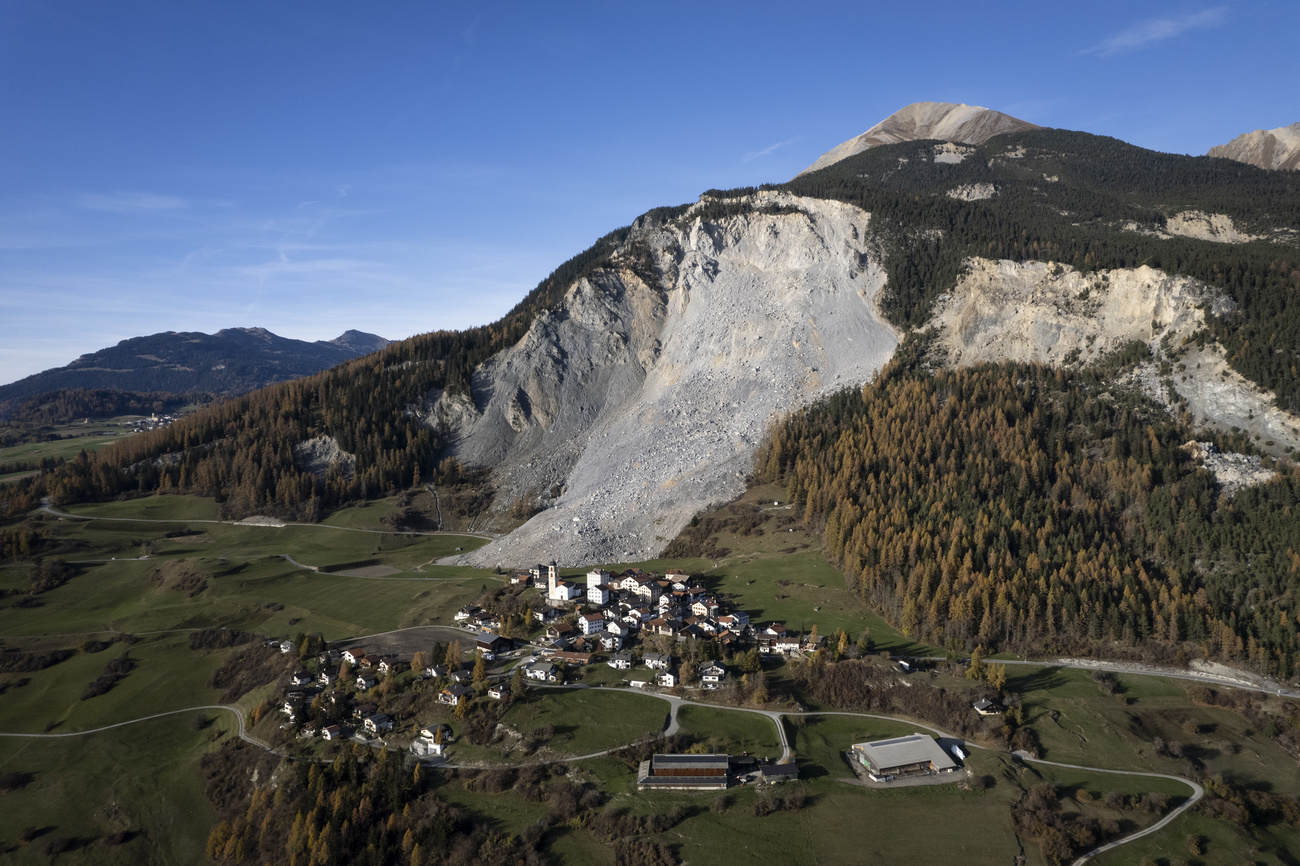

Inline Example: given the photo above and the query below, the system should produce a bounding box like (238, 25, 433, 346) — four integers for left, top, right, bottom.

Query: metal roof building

(637, 753, 730, 790)
(851, 734, 958, 782)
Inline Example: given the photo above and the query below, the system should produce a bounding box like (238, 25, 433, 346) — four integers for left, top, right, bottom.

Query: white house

(586, 584, 611, 606)
(364, 713, 393, 734)
(699, 661, 727, 689)
(525, 662, 558, 682)
(411, 738, 443, 757)
(586, 569, 612, 588)
(608, 653, 633, 670)
(579, 612, 605, 635)
(656, 670, 678, 688)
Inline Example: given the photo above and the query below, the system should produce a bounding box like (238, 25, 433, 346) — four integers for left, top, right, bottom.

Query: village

(268, 562, 976, 791)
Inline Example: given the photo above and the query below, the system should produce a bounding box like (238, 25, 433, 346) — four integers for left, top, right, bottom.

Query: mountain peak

(798, 101, 1042, 176)
(1207, 122, 1300, 171)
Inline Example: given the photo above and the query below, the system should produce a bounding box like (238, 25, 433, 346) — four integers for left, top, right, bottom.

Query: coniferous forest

(757, 336, 1300, 676)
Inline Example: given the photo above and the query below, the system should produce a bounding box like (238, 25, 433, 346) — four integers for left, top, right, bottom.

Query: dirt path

(39, 500, 500, 541)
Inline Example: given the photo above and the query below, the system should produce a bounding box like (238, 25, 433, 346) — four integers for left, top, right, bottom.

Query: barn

(850, 734, 958, 782)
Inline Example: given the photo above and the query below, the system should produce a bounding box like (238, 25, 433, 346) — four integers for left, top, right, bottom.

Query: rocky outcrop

(293, 435, 356, 482)
(1181, 442, 1276, 496)
(799, 102, 1041, 176)
(932, 260, 1214, 367)
(1207, 122, 1300, 171)
(931, 259, 1300, 459)
(1124, 211, 1258, 244)
(435, 192, 899, 567)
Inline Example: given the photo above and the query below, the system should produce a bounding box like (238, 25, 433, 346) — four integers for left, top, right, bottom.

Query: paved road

(914, 654, 1300, 700)
(0, 687, 1206, 864)
(1014, 755, 1205, 866)
(0, 704, 279, 754)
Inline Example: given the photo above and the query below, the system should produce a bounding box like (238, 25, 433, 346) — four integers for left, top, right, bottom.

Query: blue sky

(1, 0, 1297, 385)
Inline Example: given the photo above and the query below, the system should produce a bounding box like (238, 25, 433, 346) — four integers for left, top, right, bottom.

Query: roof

(853, 735, 957, 773)
(651, 753, 730, 771)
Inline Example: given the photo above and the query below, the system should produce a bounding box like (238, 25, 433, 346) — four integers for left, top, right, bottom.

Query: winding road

(0, 687, 1203, 865)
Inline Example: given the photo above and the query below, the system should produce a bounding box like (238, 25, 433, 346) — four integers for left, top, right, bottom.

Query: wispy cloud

(78, 191, 187, 213)
(1083, 6, 1229, 57)
(743, 137, 799, 164)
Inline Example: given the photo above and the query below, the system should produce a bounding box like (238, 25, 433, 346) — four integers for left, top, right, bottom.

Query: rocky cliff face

(931, 259, 1300, 457)
(1207, 122, 1300, 171)
(799, 102, 1041, 176)
(433, 192, 899, 567)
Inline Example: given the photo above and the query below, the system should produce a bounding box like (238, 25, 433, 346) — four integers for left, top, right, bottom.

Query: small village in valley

(270, 562, 976, 791)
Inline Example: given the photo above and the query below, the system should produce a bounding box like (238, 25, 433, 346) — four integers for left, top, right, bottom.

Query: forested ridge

(0, 222, 661, 520)
(757, 337, 1300, 676)
(1, 388, 208, 428)
(772, 129, 1300, 411)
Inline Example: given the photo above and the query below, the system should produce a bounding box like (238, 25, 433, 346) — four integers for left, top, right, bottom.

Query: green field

(1012, 666, 1300, 795)
(674, 705, 782, 758)
(0, 714, 231, 865)
(0, 495, 495, 641)
(4, 490, 1300, 864)
(0, 634, 227, 734)
(0, 432, 132, 464)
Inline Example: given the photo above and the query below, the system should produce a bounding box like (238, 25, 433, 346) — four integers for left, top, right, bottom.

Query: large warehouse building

(850, 734, 959, 782)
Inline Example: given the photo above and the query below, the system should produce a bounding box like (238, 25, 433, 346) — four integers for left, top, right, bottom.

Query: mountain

(11, 108, 1300, 572)
(797, 101, 1042, 176)
(1207, 122, 1300, 171)
(0, 327, 388, 419)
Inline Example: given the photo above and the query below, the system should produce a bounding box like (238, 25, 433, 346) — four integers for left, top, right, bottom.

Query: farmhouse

(636, 754, 730, 791)
(476, 633, 510, 658)
(850, 734, 958, 782)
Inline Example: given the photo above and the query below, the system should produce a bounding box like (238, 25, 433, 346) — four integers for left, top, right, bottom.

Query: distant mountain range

(0, 327, 388, 419)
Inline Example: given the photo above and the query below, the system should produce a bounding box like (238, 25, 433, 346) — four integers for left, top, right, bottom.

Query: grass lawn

(641, 777, 1029, 866)
(0, 432, 131, 464)
(674, 705, 781, 757)
(0, 537, 495, 642)
(788, 713, 921, 780)
(0, 713, 230, 865)
(499, 688, 668, 757)
(1089, 806, 1300, 866)
(1011, 666, 1300, 794)
(0, 634, 227, 734)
